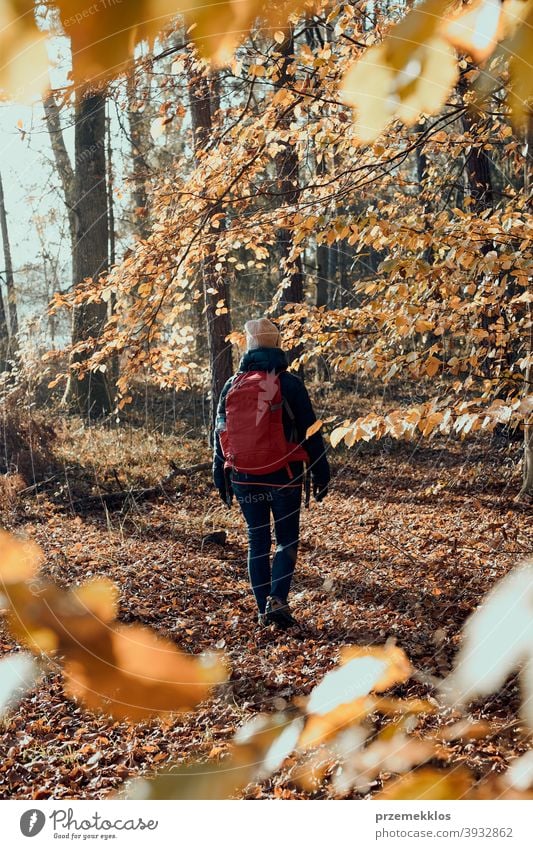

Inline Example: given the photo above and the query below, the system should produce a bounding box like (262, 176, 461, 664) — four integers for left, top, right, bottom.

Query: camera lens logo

(20, 810, 46, 837)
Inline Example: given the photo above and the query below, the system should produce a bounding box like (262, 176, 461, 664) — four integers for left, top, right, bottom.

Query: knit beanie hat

(245, 318, 281, 350)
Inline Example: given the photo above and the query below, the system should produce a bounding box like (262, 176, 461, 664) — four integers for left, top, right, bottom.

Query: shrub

(0, 391, 57, 484)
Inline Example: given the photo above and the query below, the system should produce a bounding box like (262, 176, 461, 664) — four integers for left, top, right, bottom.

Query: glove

(313, 481, 328, 503)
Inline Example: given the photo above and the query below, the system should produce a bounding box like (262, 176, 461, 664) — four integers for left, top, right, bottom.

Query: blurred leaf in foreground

(378, 767, 473, 800)
(0, 529, 42, 583)
(444, 0, 503, 62)
(299, 644, 412, 749)
(341, 0, 458, 142)
(1, 532, 228, 721)
(0, 652, 41, 717)
(63, 623, 227, 721)
(341, 0, 533, 139)
(442, 559, 533, 728)
(124, 712, 300, 799)
(0, 1, 49, 101)
(506, 0, 533, 127)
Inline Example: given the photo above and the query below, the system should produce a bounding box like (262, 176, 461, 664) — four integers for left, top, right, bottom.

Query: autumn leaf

(340, 644, 412, 692)
(386, 0, 451, 72)
(5, 581, 111, 654)
(378, 767, 473, 800)
(507, 1, 533, 127)
(298, 697, 373, 750)
(419, 410, 444, 437)
(372, 697, 438, 716)
(63, 623, 227, 721)
(298, 645, 412, 749)
(340, 46, 395, 142)
(425, 355, 441, 378)
(0, 1, 48, 101)
(52, 0, 192, 83)
(442, 559, 533, 729)
(329, 424, 351, 447)
(0, 653, 41, 717)
(125, 712, 297, 798)
(334, 733, 435, 795)
(1, 532, 228, 721)
(125, 758, 254, 800)
(305, 419, 323, 439)
(506, 751, 533, 792)
(340, 0, 459, 141)
(72, 578, 120, 623)
(0, 530, 42, 584)
(443, 0, 503, 62)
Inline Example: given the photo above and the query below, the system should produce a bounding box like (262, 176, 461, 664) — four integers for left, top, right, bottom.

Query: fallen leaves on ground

(0, 431, 531, 799)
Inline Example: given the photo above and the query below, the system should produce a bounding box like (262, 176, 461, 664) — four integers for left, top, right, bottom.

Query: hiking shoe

(265, 596, 299, 630)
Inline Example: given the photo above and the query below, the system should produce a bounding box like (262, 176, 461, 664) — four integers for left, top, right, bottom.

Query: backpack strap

(282, 396, 298, 443)
(283, 393, 311, 506)
(215, 374, 238, 432)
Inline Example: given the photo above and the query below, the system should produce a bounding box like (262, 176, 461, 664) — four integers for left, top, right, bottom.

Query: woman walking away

(213, 318, 330, 630)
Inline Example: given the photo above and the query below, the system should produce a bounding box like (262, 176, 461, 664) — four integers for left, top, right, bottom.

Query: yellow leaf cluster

(327, 394, 528, 450)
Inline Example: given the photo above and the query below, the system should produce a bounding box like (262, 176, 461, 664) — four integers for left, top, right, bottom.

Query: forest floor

(0, 411, 532, 800)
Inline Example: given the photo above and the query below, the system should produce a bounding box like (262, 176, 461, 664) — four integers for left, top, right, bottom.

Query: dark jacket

(212, 347, 330, 493)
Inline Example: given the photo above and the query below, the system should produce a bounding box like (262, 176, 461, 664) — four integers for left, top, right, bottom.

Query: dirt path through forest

(1, 439, 531, 799)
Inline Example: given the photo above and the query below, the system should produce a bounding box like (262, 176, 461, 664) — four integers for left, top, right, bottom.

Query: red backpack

(219, 370, 309, 476)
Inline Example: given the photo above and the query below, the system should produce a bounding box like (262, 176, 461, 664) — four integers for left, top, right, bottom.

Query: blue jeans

(232, 478, 302, 613)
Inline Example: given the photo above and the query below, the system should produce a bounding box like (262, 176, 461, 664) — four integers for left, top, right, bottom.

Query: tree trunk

(327, 242, 338, 308)
(416, 121, 434, 265)
(275, 28, 304, 309)
(459, 78, 495, 380)
(463, 131, 493, 208)
(43, 91, 77, 248)
(316, 239, 329, 308)
(315, 151, 329, 309)
(0, 284, 9, 370)
(0, 169, 18, 342)
(67, 89, 111, 420)
(338, 239, 351, 307)
(517, 110, 533, 500)
(187, 57, 233, 433)
(107, 106, 116, 268)
(43, 88, 76, 364)
(459, 77, 493, 210)
(106, 100, 120, 389)
(126, 66, 150, 240)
